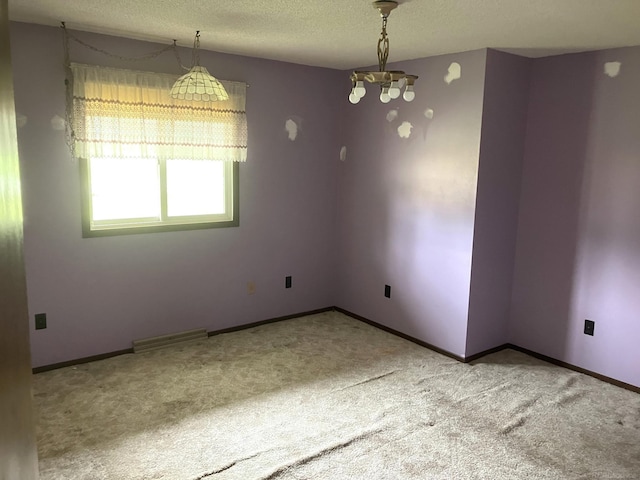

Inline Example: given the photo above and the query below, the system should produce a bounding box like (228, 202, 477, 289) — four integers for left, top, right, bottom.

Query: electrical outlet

(247, 281, 256, 295)
(285, 276, 292, 288)
(584, 319, 595, 336)
(35, 313, 47, 330)
(384, 284, 391, 298)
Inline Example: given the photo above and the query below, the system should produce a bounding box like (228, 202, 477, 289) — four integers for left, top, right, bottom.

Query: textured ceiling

(8, 0, 640, 69)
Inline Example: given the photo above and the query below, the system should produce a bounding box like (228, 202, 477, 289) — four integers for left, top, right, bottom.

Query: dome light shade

(170, 66, 229, 101)
(170, 32, 229, 102)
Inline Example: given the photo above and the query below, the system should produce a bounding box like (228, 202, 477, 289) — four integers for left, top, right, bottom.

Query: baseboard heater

(132, 328, 208, 353)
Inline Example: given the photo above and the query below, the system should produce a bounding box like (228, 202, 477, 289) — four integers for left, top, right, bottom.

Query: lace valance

(69, 63, 247, 162)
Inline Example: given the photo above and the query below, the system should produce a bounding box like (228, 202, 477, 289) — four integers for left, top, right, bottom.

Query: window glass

(90, 157, 160, 221)
(166, 160, 226, 217)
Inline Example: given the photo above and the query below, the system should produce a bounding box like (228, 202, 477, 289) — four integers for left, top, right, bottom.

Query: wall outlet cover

(35, 313, 47, 330)
(584, 319, 595, 336)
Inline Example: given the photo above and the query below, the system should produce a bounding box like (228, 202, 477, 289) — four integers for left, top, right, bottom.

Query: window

(70, 64, 247, 237)
(81, 157, 238, 234)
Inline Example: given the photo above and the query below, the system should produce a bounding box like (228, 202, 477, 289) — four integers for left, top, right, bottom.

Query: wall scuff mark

(397, 121, 413, 139)
(421, 108, 435, 140)
(444, 62, 462, 84)
(604, 61, 622, 78)
(16, 113, 27, 128)
(339, 146, 347, 162)
(50, 115, 66, 131)
(285, 118, 299, 141)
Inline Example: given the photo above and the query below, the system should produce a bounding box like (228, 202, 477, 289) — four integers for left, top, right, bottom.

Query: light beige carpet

(33, 311, 640, 479)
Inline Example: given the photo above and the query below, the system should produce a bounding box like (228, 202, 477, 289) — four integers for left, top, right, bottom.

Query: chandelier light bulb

(403, 85, 415, 102)
(388, 81, 401, 99)
(354, 81, 366, 98)
(349, 89, 361, 104)
(380, 87, 391, 103)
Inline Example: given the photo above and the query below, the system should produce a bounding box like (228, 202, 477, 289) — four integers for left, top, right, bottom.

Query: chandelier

(170, 31, 229, 102)
(348, 1, 418, 104)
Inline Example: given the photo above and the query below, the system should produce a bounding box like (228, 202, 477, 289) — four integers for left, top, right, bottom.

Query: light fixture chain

(193, 31, 201, 67)
(377, 15, 390, 72)
(60, 23, 176, 62)
(61, 23, 76, 158)
(172, 41, 190, 71)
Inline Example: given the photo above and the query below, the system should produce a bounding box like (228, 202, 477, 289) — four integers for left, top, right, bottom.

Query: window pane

(90, 157, 160, 221)
(166, 160, 226, 217)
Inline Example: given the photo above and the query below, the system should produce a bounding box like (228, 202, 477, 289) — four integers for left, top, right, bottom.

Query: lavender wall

(336, 50, 488, 357)
(510, 47, 640, 387)
(465, 50, 531, 356)
(12, 20, 640, 388)
(10, 22, 343, 368)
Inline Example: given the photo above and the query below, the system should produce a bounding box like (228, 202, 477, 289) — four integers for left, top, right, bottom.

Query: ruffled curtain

(70, 63, 247, 162)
